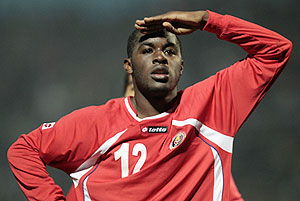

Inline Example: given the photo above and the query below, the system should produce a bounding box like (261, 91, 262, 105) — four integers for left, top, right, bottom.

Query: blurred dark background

(1, 0, 299, 200)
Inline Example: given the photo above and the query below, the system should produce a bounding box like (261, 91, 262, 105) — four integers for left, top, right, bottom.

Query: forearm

(7, 135, 66, 201)
(195, 11, 293, 135)
(203, 10, 292, 65)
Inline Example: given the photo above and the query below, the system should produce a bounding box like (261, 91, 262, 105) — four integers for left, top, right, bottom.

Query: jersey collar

(124, 97, 170, 122)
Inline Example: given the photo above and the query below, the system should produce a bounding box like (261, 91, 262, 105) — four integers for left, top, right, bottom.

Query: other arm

(7, 107, 99, 200)
(7, 124, 67, 200)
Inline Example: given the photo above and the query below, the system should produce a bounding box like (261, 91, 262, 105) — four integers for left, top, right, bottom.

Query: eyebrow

(137, 41, 177, 51)
(138, 42, 154, 49)
(164, 41, 176, 49)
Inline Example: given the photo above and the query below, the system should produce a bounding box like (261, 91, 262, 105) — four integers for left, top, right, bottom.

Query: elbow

(287, 39, 293, 55)
(283, 38, 293, 56)
(269, 38, 293, 66)
(7, 138, 29, 166)
(7, 142, 18, 165)
(280, 38, 293, 61)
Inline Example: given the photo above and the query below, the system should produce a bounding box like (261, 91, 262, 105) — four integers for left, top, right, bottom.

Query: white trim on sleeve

(70, 129, 127, 188)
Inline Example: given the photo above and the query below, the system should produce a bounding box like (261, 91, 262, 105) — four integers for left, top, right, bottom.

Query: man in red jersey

(124, 73, 244, 201)
(8, 10, 292, 201)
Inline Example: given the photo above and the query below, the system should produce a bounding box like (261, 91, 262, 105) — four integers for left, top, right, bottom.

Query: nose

(152, 50, 168, 65)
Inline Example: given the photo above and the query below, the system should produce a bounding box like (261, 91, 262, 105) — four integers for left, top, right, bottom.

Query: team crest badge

(169, 132, 186, 150)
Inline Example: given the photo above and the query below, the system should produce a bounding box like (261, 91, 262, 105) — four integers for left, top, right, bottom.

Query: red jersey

(7, 10, 292, 201)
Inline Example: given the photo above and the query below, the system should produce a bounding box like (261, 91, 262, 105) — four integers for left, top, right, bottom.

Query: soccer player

(7, 10, 292, 201)
(124, 73, 244, 201)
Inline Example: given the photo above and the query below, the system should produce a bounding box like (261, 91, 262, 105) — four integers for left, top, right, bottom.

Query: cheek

(132, 57, 151, 75)
(131, 64, 147, 82)
(170, 61, 183, 76)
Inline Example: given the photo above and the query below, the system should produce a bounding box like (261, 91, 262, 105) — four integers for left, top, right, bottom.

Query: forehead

(136, 30, 179, 47)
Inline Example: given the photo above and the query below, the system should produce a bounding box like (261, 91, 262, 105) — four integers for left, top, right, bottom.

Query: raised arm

(136, 10, 292, 135)
(201, 10, 293, 134)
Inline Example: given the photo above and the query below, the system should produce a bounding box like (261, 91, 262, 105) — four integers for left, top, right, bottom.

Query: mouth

(150, 66, 169, 82)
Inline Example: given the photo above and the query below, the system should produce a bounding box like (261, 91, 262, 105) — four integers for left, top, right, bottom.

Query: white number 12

(114, 143, 147, 178)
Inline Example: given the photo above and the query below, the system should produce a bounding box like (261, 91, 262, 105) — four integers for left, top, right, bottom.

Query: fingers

(135, 23, 165, 34)
(135, 15, 179, 35)
(135, 13, 176, 32)
(140, 13, 179, 26)
(143, 14, 175, 25)
(135, 21, 176, 35)
(135, 16, 165, 31)
(163, 22, 196, 35)
(135, 11, 199, 35)
(161, 22, 178, 34)
(135, 20, 195, 35)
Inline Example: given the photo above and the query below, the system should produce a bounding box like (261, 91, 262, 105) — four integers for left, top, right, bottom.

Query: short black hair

(126, 29, 182, 58)
(127, 29, 140, 58)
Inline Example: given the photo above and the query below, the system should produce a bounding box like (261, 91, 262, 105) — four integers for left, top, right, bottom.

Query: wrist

(198, 11, 209, 30)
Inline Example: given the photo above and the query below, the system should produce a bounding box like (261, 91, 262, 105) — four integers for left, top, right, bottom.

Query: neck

(132, 89, 178, 118)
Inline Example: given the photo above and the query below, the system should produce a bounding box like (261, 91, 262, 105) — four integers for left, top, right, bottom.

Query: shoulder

(61, 97, 125, 123)
(182, 75, 216, 97)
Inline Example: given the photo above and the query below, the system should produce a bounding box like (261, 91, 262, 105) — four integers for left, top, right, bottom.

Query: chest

(93, 118, 216, 181)
(73, 114, 230, 201)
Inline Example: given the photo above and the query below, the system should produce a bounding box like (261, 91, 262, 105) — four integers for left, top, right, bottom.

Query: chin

(147, 85, 175, 97)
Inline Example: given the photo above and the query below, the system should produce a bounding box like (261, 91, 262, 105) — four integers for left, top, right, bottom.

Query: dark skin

(123, 10, 209, 118)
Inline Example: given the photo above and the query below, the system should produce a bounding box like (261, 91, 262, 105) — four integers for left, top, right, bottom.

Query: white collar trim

(124, 97, 169, 122)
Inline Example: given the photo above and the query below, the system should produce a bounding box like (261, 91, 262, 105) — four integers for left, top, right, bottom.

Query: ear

(123, 58, 133, 74)
(180, 60, 184, 75)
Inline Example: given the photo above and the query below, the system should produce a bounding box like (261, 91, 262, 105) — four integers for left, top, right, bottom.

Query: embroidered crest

(170, 132, 186, 150)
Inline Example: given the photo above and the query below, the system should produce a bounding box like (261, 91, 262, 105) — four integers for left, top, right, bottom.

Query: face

(125, 31, 183, 98)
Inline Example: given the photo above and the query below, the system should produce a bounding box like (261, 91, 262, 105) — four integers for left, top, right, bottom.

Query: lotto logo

(148, 126, 168, 133)
(141, 126, 168, 133)
(42, 122, 55, 130)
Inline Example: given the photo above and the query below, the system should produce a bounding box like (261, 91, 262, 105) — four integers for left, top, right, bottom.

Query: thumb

(162, 22, 178, 34)
(162, 21, 194, 35)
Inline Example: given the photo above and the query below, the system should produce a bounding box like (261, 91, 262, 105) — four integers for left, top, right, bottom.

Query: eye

(164, 49, 176, 56)
(142, 48, 153, 54)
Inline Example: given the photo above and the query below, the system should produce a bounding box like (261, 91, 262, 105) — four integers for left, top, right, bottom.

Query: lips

(150, 66, 169, 82)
